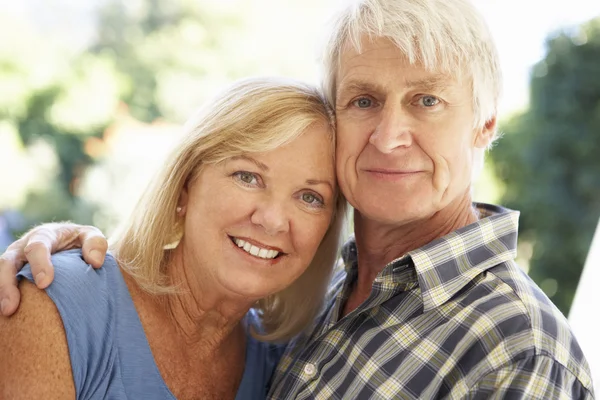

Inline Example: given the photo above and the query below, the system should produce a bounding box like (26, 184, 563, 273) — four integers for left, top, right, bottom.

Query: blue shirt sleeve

(18, 250, 118, 399)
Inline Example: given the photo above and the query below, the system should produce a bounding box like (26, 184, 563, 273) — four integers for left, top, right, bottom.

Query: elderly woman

(0, 77, 347, 399)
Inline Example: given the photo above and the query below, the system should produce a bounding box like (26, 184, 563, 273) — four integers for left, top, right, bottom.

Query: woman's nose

(250, 199, 290, 236)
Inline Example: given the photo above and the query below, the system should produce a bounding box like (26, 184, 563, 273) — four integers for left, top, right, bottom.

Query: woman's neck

(125, 247, 254, 355)
(122, 268, 248, 399)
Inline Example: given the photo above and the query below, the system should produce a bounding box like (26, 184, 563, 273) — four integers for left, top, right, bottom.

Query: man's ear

(474, 117, 497, 149)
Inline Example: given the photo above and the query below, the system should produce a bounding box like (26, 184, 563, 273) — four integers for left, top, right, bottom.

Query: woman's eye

(420, 95, 440, 107)
(352, 97, 373, 108)
(301, 192, 324, 206)
(234, 171, 258, 185)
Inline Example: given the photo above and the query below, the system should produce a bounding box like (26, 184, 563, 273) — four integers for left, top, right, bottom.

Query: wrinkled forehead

(335, 36, 469, 89)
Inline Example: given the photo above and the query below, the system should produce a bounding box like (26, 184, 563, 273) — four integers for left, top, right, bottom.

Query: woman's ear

(177, 188, 189, 215)
(474, 117, 497, 149)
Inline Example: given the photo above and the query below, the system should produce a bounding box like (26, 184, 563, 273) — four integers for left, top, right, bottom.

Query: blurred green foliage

(90, 0, 246, 123)
(0, 0, 248, 235)
(491, 17, 600, 315)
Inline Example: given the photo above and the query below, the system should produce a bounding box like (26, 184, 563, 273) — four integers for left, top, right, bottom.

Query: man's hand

(0, 223, 108, 316)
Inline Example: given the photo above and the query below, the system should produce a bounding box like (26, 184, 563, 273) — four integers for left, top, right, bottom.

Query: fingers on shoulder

(24, 222, 83, 254)
(22, 230, 54, 274)
(81, 226, 108, 250)
(80, 226, 109, 267)
(0, 237, 29, 269)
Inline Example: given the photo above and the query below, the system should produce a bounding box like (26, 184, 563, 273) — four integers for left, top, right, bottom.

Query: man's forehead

(339, 38, 428, 76)
(339, 36, 404, 65)
(338, 71, 455, 88)
(337, 63, 458, 95)
(336, 37, 463, 93)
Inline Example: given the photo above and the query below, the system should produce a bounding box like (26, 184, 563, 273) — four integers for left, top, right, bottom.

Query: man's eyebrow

(230, 155, 269, 171)
(336, 75, 453, 102)
(404, 75, 453, 92)
(336, 81, 387, 100)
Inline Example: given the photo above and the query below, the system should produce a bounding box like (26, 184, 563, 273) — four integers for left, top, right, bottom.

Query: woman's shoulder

(17, 249, 122, 325)
(0, 280, 76, 399)
(12, 250, 127, 398)
(19, 249, 119, 287)
(18, 248, 127, 344)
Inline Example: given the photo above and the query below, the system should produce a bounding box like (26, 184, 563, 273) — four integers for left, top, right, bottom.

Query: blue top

(18, 249, 285, 400)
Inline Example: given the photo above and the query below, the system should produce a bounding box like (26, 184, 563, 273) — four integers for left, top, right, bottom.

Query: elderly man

(0, 0, 594, 398)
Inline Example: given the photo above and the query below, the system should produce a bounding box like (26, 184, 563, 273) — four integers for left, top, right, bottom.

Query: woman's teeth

(233, 238, 279, 259)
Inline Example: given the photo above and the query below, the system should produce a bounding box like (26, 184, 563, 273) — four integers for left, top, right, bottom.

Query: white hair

(321, 0, 503, 135)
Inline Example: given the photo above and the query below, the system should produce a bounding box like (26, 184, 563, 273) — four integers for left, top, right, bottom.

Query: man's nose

(369, 105, 413, 153)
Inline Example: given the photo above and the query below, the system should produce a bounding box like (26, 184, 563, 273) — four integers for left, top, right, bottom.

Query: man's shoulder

(453, 260, 591, 385)
(480, 261, 575, 347)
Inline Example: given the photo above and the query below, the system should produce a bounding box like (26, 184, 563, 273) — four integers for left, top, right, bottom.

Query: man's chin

(355, 200, 431, 227)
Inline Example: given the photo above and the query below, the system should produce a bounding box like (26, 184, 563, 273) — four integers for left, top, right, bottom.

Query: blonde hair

(109, 77, 347, 342)
(321, 0, 502, 134)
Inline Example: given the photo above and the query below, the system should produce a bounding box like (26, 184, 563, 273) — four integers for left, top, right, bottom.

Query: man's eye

(420, 95, 440, 107)
(352, 97, 373, 108)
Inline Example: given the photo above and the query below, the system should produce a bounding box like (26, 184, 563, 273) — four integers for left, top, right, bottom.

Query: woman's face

(179, 123, 337, 300)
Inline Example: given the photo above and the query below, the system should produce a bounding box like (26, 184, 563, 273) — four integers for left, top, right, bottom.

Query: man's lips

(363, 169, 424, 181)
(364, 168, 423, 174)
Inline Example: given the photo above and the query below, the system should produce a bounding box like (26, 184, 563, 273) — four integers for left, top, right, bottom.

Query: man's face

(334, 37, 494, 225)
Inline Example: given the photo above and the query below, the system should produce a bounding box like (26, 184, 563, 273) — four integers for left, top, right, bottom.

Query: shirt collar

(341, 203, 520, 312)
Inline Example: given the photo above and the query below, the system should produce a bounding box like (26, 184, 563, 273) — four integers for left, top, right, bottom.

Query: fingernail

(1, 298, 9, 315)
(35, 271, 47, 287)
(89, 250, 103, 265)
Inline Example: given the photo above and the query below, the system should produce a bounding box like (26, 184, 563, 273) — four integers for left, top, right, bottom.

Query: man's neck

(343, 191, 478, 317)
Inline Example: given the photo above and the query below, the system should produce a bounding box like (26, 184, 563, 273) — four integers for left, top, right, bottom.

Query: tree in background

(491, 17, 600, 315)
(90, 0, 247, 123)
(0, 0, 247, 234)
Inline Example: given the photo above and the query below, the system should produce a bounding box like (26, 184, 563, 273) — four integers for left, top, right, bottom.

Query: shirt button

(303, 363, 316, 376)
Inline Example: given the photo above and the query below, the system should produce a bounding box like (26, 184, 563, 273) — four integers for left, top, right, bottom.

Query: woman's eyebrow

(306, 179, 334, 192)
(230, 155, 269, 171)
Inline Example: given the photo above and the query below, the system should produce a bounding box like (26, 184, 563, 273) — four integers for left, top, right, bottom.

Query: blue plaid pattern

(268, 203, 594, 399)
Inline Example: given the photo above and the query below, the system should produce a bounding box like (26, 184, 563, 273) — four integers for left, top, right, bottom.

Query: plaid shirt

(268, 203, 594, 399)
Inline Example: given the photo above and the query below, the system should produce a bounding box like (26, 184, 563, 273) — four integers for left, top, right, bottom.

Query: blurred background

(0, 0, 599, 333)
